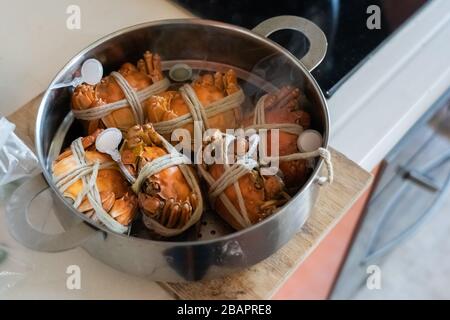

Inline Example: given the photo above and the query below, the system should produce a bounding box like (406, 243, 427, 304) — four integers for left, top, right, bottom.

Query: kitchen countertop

(0, 0, 449, 299)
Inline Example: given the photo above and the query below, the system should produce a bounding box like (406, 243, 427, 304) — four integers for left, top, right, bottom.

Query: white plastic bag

(0, 117, 38, 185)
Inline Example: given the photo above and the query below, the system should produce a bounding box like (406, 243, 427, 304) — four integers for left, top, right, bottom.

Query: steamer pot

(6, 17, 329, 281)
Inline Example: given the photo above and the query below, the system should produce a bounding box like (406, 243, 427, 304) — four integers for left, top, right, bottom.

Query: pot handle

(6, 174, 99, 252)
(252, 16, 327, 71)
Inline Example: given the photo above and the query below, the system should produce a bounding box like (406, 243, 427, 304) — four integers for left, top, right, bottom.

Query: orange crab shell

(144, 70, 241, 142)
(52, 130, 138, 226)
(121, 124, 200, 233)
(243, 86, 313, 189)
(72, 51, 163, 133)
(207, 164, 286, 230)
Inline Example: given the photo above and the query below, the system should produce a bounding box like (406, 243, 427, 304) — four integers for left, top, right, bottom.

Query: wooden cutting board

(7, 94, 372, 300)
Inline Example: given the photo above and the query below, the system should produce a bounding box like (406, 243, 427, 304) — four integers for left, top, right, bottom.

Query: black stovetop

(174, 0, 428, 97)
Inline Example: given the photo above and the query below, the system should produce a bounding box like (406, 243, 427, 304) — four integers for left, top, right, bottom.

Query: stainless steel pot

(6, 17, 329, 281)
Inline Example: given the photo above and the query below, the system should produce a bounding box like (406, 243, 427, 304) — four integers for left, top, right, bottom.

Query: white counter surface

(0, 0, 449, 299)
(0, 0, 191, 115)
(329, 0, 450, 170)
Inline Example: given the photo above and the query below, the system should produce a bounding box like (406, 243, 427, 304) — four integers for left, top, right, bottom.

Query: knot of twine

(247, 94, 334, 185)
(53, 138, 129, 234)
(317, 147, 333, 185)
(129, 130, 204, 237)
(72, 74, 170, 125)
(152, 84, 245, 135)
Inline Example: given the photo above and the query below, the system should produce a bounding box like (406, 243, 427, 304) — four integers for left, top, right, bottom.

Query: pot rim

(35, 18, 330, 246)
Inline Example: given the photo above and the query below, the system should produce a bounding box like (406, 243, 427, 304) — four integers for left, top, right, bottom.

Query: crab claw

(77, 190, 138, 226)
(262, 174, 286, 201)
(137, 51, 163, 83)
(72, 84, 97, 110)
(262, 86, 311, 128)
(192, 69, 239, 105)
(110, 192, 138, 225)
(121, 123, 201, 237)
(146, 92, 184, 121)
(223, 69, 240, 95)
(140, 194, 194, 230)
(126, 124, 163, 148)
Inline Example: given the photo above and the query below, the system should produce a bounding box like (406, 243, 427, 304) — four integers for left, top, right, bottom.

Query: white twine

(130, 131, 204, 237)
(72, 76, 170, 123)
(152, 84, 245, 135)
(53, 138, 129, 234)
(198, 134, 261, 229)
(246, 94, 334, 185)
(265, 147, 334, 185)
(131, 153, 191, 194)
(244, 94, 305, 135)
(110, 71, 144, 125)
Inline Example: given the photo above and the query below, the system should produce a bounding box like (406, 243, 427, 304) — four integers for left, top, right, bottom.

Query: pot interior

(37, 19, 328, 242)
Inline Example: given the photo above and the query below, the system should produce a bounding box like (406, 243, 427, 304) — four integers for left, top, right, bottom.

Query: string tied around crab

(71, 71, 171, 127)
(53, 137, 129, 234)
(151, 83, 245, 136)
(245, 93, 334, 185)
(198, 133, 280, 229)
(129, 130, 204, 238)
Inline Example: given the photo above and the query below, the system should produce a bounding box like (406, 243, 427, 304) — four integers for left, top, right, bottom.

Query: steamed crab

(144, 69, 241, 141)
(243, 86, 313, 190)
(202, 135, 289, 230)
(121, 124, 200, 234)
(72, 51, 164, 133)
(52, 129, 138, 227)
